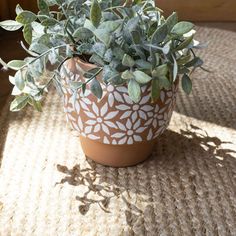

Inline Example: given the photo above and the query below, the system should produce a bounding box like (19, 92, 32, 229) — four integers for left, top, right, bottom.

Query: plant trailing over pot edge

(0, 0, 205, 112)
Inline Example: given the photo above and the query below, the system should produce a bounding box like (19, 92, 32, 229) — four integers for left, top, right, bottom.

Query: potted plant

(0, 0, 204, 167)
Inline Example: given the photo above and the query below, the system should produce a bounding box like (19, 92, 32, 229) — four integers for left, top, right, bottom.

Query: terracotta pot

(61, 58, 178, 167)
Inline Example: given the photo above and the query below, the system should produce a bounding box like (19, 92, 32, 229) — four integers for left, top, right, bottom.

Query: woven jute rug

(0, 27, 236, 236)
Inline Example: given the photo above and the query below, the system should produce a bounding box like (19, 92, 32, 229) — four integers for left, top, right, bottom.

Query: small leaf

(151, 79, 160, 102)
(182, 74, 192, 95)
(90, 0, 102, 28)
(92, 43, 106, 58)
(15, 71, 25, 90)
(128, 79, 141, 103)
(171, 21, 194, 35)
(30, 98, 43, 112)
(152, 23, 168, 44)
(23, 24, 33, 44)
(37, 0, 49, 14)
(94, 29, 111, 47)
(16, 11, 37, 25)
(98, 20, 122, 32)
(131, 30, 141, 44)
(10, 95, 29, 112)
(166, 12, 178, 32)
(15, 4, 23, 15)
(152, 64, 168, 77)
(175, 35, 194, 51)
(185, 57, 203, 68)
(159, 76, 171, 90)
(133, 70, 152, 84)
(7, 60, 26, 70)
(73, 27, 94, 40)
(135, 60, 152, 70)
(172, 55, 178, 81)
(121, 70, 134, 80)
(90, 78, 103, 99)
(0, 20, 22, 31)
(122, 54, 135, 67)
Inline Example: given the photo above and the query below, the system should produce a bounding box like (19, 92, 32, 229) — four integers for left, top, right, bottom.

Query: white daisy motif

(154, 108, 174, 138)
(83, 102, 119, 136)
(115, 94, 154, 122)
(144, 105, 163, 129)
(112, 119, 147, 145)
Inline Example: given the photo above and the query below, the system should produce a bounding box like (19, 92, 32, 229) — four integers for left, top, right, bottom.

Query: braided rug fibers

(0, 27, 236, 236)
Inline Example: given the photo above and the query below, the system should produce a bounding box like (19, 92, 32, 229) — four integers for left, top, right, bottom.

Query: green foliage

(0, 0, 205, 111)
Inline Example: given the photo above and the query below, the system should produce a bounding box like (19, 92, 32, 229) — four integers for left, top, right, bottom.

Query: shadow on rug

(57, 125, 236, 235)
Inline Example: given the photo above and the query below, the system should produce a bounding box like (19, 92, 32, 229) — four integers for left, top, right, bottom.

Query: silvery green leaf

(103, 49, 113, 62)
(113, 47, 125, 60)
(122, 54, 135, 68)
(172, 55, 178, 81)
(133, 70, 152, 84)
(177, 54, 192, 65)
(7, 60, 26, 70)
(151, 23, 168, 44)
(73, 27, 94, 40)
(135, 60, 152, 70)
(15, 71, 25, 90)
(29, 42, 49, 54)
(166, 12, 178, 32)
(31, 22, 45, 35)
(182, 74, 192, 95)
(89, 54, 105, 66)
(175, 35, 194, 51)
(91, 78, 103, 99)
(41, 18, 58, 27)
(162, 43, 170, 54)
(92, 43, 106, 58)
(94, 29, 111, 47)
(159, 76, 171, 90)
(37, 0, 49, 14)
(16, 11, 37, 25)
(185, 57, 203, 68)
(31, 99, 43, 112)
(102, 65, 118, 83)
(84, 19, 96, 31)
(48, 48, 58, 64)
(121, 70, 134, 80)
(151, 79, 160, 102)
(90, 0, 102, 28)
(98, 20, 122, 32)
(23, 23, 33, 44)
(0, 20, 22, 31)
(152, 64, 168, 77)
(10, 95, 29, 112)
(131, 30, 141, 44)
(128, 79, 141, 103)
(171, 21, 194, 35)
(15, 4, 23, 15)
(46, 0, 57, 6)
(123, 17, 139, 43)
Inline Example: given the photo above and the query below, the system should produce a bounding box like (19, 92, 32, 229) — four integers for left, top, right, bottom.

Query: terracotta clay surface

(61, 58, 178, 166)
(80, 136, 155, 167)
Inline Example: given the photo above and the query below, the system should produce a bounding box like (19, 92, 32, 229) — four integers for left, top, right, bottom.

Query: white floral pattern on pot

(61, 64, 178, 145)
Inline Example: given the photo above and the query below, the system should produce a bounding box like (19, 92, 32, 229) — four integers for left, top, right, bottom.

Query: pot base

(80, 136, 156, 167)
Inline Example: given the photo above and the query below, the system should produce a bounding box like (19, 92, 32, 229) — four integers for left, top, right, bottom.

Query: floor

(0, 23, 235, 111)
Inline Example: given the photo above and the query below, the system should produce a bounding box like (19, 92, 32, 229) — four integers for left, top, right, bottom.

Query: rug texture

(0, 27, 236, 236)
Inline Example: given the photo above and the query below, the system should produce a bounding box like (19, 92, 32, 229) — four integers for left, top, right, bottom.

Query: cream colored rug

(0, 27, 236, 236)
